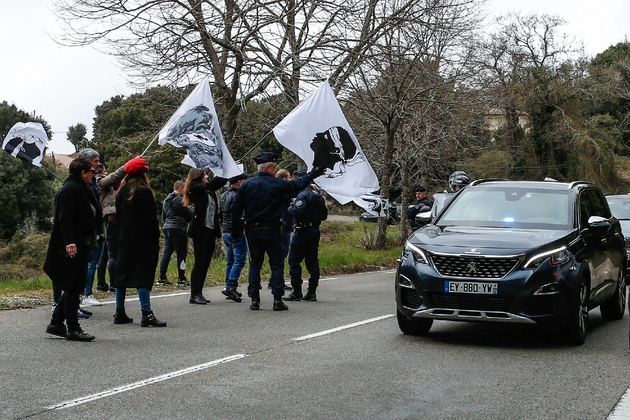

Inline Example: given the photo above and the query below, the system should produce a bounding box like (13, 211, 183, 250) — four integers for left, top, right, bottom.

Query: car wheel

(600, 267, 626, 320)
(397, 309, 433, 335)
(565, 277, 588, 346)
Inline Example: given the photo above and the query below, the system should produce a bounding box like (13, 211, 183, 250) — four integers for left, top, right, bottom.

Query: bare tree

(52, 0, 423, 148)
(343, 0, 486, 246)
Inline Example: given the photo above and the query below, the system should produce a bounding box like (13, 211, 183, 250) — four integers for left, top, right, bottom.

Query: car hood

(410, 225, 573, 255)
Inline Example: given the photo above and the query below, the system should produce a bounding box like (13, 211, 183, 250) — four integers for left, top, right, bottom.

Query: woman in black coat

(44, 158, 101, 341)
(114, 157, 166, 327)
(182, 168, 227, 304)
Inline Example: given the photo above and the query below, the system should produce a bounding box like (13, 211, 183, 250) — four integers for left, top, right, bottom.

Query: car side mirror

(587, 215, 610, 233)
(415, 207, 433, 228)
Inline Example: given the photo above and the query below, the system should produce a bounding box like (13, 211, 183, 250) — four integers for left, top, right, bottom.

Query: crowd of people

(44, 150, 327, 341)
(43, 145, 466, 342)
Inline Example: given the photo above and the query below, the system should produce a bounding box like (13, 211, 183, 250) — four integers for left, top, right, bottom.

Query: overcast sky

(1, 0, 629, 155)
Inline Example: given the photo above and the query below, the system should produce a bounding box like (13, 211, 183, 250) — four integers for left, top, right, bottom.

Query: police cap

(252, 152, 278, 164)
(228, 173, 247, 185)
(415, 185, 426, 193)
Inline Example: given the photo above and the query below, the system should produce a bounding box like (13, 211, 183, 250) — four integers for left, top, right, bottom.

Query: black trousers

(246, 225, 285, 298)
(288, 227, 321, 291)
(190, 228, 216, 296)
(51, 288, 81, 333)
(160, 228, 188, 280)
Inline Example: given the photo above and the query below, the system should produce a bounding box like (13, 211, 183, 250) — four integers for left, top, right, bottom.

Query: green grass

(0, 221, 402, 309)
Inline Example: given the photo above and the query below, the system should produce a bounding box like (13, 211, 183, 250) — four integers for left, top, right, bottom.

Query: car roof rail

(469, 178, 508, 186)
(568, 180, 593, 189)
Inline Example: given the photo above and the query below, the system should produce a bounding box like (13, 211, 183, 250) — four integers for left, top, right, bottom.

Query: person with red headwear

(114, 157, 166, 327)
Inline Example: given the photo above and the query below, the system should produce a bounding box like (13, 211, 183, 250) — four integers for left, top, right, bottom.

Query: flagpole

(140, 133, 160, 157)
(239, 131, 273, 161)
(41, 164, 64, 182)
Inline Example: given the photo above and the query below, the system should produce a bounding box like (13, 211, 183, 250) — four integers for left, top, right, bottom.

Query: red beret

(124, 157, 149, 176)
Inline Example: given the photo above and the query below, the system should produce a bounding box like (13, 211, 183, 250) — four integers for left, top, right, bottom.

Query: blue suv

(396, 179, 627, 345)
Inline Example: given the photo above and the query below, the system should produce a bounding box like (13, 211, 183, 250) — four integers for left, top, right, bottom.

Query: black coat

(115, 183, 160, 289)
(43, 175, 101, 291)
(187, 177, 226, 239)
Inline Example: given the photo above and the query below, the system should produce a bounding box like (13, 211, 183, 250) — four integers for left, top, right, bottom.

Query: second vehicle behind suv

(396, 179, 627, 345)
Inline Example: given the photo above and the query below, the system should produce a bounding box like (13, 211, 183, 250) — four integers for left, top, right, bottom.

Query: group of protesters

(44, 149, 327, 341)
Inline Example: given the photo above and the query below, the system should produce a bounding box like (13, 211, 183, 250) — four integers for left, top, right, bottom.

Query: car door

(579, 189, 620, 302)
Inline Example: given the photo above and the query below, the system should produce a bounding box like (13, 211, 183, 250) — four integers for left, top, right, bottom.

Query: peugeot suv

(395, 180, 627, 345)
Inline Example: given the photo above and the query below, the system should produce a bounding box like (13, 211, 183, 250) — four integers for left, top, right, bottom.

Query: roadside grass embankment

(0, 220, 404, 310)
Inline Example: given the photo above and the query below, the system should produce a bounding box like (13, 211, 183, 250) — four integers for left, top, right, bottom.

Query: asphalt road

(1, 271, 629, 419)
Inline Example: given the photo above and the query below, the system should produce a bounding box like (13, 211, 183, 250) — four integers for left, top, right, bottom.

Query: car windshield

(606, 197, 630, 220)
(436, 186, 572, 230)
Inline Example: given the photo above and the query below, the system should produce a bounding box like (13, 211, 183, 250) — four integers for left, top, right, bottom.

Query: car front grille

(429, 293, 512, 312)
(430, 254, 520, 279)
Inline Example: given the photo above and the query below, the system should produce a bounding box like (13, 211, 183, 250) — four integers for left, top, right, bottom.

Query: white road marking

(93, 291, 189, 305)
(608, 386, 630, 419)
(45, 354, 246, 410)
(292, 314, 395, 341)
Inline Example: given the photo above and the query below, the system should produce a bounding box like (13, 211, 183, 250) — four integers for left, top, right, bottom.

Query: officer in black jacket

(407, 185, 432, 230)
(231, 152, 324, 311)
(283, 175, 328, 302)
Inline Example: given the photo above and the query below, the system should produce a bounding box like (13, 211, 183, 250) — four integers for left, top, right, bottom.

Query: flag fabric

(273, 80, 379, 208)
(158, 77, 241, 179)
(2, 122, 49, 167)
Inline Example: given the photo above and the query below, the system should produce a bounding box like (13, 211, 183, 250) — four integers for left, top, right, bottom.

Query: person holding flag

(230, 152, 325, 311)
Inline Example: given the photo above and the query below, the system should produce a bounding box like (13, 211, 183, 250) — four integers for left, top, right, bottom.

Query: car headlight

(523, 246, 570, 268)
(403, 242, 429, 265)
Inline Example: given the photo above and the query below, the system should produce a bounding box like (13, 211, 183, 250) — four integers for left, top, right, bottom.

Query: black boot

(113, 307, 133, 324)
(283, 289, 303, 301)
(303, 287, 317, 302)
(141, 311, 167, 327)
(273, 297, 289, 311)
(250, 291, 261, 310)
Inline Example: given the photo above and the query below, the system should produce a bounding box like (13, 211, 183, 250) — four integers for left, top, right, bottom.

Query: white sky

(0, 0, 629, 155)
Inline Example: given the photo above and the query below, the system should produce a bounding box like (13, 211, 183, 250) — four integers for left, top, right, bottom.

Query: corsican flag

(2, 122, 49, 167)
(158, 77, 241, 178)
(273, 80, 379, 208)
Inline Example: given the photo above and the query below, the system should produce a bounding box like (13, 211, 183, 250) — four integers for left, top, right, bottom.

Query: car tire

(397, 309, 433, 335)
(600, 267, 626, 320)
(565, 277, 588, 346)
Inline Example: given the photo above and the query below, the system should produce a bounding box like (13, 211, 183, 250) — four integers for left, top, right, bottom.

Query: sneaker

(156, 277, 172, 286)
(108, 286, 116, 293)
(177, 278, 191, 287)
(77, 309, 90, 319)
(221, 288, 242, 303)
(96, 284, 109, 292)
(46, 323, 67, 337)
(66, 329, 95, 341)
(267, 282, 293, 290)
(79, 307, 93, 316)
(82, 295, 102, 306)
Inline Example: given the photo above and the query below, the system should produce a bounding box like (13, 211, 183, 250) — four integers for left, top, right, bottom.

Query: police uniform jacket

(288, 186, 328, 227)
(231, 171, 314, 233)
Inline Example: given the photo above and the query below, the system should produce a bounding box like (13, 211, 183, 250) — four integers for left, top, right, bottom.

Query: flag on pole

(273, 80, 379, 208)
(2, 122, 49, 167)
(158, 77, 241, 178)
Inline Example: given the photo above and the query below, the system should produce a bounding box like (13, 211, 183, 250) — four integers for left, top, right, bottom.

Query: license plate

(444, 281, 498, 294)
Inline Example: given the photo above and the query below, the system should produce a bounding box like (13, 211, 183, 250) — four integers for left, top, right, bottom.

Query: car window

(607, 198, 630, 220)
(437, 187, 571, 229)
(579, 189, 611, 227)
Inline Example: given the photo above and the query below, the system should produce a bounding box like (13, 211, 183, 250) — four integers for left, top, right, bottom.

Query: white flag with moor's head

(272, 80, 379, 207)
(158, 77, 241, 178)
(2, 122, 49, 167)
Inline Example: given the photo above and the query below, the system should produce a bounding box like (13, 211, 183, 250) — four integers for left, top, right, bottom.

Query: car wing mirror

(415, 207, 433, 228)
(587, 215, 611, 233)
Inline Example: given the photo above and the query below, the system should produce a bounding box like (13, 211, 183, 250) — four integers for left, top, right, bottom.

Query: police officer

(406, 185, 432, 230)
(230, 152, 325, 311)
(283, 174, 328, 302)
